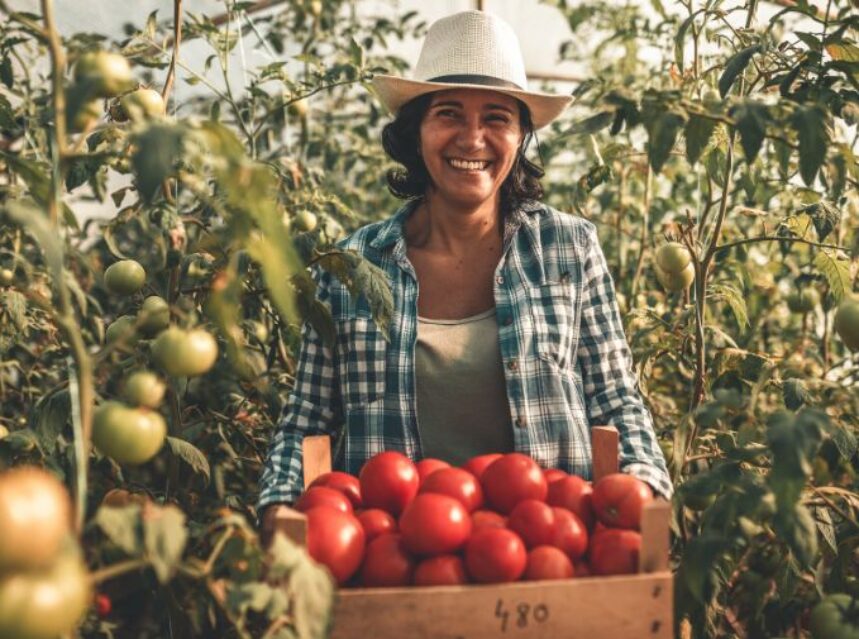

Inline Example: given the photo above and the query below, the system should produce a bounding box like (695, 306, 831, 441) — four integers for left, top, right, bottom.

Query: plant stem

(40, 0, 95, 534)
(629, 163, 652, 301)
(716, 235, 845, 252)
(162, 0, 184, 105)
(90, 558, 149, 584)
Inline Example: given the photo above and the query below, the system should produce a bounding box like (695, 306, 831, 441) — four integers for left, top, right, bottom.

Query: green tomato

(787, 288, 820, 313)
(121, 370, 166, 408)
(288, 98, 309, 119)
(105, 315, 138, 347)
(835, 297, 859, 351)
(118, 88, 166, 122)
(151, 327, 219, 377)
(656, 261, 695, 292)
(292, 210, 318, 232)
(138, 295, 170, 337)
(74, 51, 133, 98)
(104, 259, 146, 295)
(0, 556, 91, 639)
(810, 594, 859, 639)
(655, 242, 692, 273)
(0, 467, 72, 572)
(67, 99, 103, 133)
(92, 401, 167, 465)
(0, 268, 13, 285)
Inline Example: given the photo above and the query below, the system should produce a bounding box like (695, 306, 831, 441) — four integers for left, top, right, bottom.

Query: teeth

(448, 158, 489, 170)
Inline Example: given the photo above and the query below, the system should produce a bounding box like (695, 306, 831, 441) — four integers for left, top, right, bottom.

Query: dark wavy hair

(381, 92, 544, 215)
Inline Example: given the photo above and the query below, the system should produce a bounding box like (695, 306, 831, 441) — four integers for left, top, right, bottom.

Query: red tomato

(309, 471, 363, 509)
(413, 555, 469, 586)
(507, 499, 556, 549)
(525, 546, 574, 581)
(543, 468, 567, 483)
(481, 453, 547, 514)
(461, 453, 503, 480)
(305, 506, 365, 585)
(471, 509, 506, 532)
(359, 533, 415, 587)
(589, 528, 641, 576)
(416, 458, 451, 483)
(550, 507, 588, 560)
(419, 467, 484, 512)
(359, 451, 420, 516)
(399, 493, 472, 556)
(546, 475, 595, 530)
(357, 508, 397, 542)
(592, 473, 653, 530)
(295, 486, 353, 514)
(94, 593, 112, 617)
(464, 528, 527, 583)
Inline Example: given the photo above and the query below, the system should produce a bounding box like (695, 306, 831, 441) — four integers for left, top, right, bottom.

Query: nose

(455, 115, 486, 152)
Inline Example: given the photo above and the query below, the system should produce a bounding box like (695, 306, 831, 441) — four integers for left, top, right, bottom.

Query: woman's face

(419, 88, 523, 209)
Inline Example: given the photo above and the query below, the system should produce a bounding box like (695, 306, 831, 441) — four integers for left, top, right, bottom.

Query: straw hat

(372, 10, 572, 129)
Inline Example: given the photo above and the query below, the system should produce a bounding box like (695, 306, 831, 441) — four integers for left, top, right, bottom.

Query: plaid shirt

(258, 200, 672, 510)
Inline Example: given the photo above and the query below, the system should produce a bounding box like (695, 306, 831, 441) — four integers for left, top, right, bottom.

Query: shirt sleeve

(577, 225, 673, 498)
(257, 267, 340, 512)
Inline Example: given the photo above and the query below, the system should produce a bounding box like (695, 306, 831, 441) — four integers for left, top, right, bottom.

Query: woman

(258, 10, 671, 538)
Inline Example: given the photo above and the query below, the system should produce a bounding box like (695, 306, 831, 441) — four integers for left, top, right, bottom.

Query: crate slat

(333, 573, 673, 639)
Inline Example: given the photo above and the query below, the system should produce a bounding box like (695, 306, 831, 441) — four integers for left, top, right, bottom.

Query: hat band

(427, 74, 523, 91)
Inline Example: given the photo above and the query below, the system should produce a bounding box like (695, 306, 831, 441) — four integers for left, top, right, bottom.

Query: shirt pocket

(335, 317, 387, 408)
(528, 279, 578, 370)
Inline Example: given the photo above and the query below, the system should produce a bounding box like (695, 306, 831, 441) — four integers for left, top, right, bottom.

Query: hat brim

(372, 75, 572, 130)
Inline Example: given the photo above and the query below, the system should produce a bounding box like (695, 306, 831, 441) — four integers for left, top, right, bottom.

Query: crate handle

(303, 435, 332, 488)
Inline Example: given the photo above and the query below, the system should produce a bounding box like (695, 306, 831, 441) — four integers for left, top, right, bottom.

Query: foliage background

(0, 0, 858, 637)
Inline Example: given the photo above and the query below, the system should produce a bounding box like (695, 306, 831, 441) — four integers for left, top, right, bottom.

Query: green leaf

(131, 123, 185, 203)
(5, 201, 64, 280)
(287, 548, 335, 639)
(143, 504, 188, 583)
(680, 533, 730, 603)
(94, 505, 142, 556)
(567, 111, 614, 136)
(674, 12, 699, 73)
(813, 249, 852, 303)
(774, 503, 818, 567)
(31, 389, 70, 451)
(767, 410, 824, 508)
(645, 108, 688, 173)
(831, 425, 858, 460)
(792, 104, 830, 186)
(684, 114, 718, 166)
(227, 582, 274, 617)
(719, 45, 762, 98)
(0, 93, 14, 130)
(795, 32, 822, 52)
(0, 56, 13, 90)
(710, 282, 748, 329)
(798, 200, 840, 242)
(783, 378, 810, 411)
(166, 436, 211, 483)
(730, 101, 769, 163)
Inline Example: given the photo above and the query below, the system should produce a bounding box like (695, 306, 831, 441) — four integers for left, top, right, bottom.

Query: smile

(447, 158, 491, 171)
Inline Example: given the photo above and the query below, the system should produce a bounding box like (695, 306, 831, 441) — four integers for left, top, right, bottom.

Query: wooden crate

(272, 427, 673, 639)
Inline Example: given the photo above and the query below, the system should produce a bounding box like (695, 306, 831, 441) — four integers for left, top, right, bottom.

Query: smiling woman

(258, 10, 673, 539)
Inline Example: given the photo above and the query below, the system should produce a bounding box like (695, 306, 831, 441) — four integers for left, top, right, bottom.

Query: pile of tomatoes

(288, 450, 655, 587)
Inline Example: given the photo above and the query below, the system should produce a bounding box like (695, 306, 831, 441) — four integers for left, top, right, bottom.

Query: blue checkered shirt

(258, 200, 672, 510)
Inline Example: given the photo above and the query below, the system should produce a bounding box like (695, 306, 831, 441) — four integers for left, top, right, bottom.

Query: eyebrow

(430, 100, 515, 114)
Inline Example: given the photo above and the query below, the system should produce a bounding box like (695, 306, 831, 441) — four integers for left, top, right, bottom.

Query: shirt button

(507, 358, 518, 371)
(515, 415, 527, 428)
(495, 275, 504, 285)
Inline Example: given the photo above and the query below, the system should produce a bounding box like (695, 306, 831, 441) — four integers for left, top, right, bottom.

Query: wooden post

(591, 425, 619, 480)
(303, 435, 332, 488)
